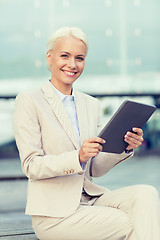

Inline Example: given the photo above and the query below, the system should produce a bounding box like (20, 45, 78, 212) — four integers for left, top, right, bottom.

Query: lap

(32, 205, 134, 240)
(32, 184, 157, 240)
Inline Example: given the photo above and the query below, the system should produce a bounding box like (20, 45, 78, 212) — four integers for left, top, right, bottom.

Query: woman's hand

(124, 127, 144, 151)
(79, 137, 105, 163)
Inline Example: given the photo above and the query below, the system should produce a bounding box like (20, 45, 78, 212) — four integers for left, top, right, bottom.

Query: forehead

(53, 36, 87, 55)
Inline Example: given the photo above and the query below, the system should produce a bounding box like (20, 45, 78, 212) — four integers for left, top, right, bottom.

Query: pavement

(0, 153, 160, 239)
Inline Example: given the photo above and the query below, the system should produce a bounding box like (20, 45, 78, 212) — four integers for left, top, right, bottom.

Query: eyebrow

(60, 51, 85, 57)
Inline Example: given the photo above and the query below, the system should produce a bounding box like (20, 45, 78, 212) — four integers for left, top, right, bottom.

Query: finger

(132, 127, 143, 136)
(87, 137, 106, 144)
(88, 142, 103, 151)
(82, 142, 103, 151)
(125, 133, 143, 143)
(125, 132, 143, 142)
(124, 136, 143, 149)
(125, 137, 142, 146)
(83, 145, 102, 154)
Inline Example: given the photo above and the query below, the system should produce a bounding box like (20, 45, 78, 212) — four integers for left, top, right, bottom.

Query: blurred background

(0, 0, 160, 157)
(0, 0, 160, 218)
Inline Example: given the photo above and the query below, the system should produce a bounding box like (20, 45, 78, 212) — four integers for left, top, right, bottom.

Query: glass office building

(0, 0, 160, 154)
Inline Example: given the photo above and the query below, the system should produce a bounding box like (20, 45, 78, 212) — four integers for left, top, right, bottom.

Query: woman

(13, 27, 160, 240)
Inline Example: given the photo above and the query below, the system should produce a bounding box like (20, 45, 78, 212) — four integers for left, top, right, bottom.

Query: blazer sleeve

(13, 93, 83, 180)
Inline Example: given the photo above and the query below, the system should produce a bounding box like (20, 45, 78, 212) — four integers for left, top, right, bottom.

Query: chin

(65, 76, 79, 84)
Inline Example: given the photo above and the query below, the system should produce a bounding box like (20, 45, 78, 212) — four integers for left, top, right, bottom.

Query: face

(46, 36, 87, 95)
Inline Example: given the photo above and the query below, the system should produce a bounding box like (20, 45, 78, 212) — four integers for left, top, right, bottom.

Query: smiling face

(46, 36, 87, 95)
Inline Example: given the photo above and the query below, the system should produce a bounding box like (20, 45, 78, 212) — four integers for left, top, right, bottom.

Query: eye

(76, 56, 85, 61)
(60, 54, 68, 58)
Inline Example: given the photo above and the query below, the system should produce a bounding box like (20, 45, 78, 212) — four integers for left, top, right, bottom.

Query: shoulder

(14, 87, 45, 117)
(16, 87, 41, 100)
(15, 85, 44, 106)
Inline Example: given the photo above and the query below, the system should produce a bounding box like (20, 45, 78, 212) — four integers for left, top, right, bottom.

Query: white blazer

(13, 81, 132, 218)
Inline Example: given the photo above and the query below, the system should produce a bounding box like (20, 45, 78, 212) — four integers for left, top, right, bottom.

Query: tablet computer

(98, 100, 156, 154)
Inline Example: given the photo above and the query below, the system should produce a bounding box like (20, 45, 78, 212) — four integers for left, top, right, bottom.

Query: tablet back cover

(99, 100, 156, 154)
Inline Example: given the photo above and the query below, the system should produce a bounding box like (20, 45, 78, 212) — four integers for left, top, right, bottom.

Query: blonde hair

(47, 26, 88, 52)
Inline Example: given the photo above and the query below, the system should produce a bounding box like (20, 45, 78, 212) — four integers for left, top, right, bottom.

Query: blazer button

(64, 171, 68, 175)
(70, 169, 74, 173)
(67, 170, 71, 174)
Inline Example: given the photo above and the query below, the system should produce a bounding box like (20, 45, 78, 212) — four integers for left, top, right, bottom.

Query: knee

(139, 184, 158, 195)
(134, 184, 159, 201)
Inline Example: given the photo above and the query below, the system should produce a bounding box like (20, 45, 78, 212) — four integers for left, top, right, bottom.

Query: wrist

(125, 149, 133, 154)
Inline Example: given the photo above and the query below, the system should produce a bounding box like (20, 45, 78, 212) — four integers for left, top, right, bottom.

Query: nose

(68, 57, 76, 69)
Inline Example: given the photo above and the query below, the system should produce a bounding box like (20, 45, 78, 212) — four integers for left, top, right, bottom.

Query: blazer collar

(41, 81, 88, 149)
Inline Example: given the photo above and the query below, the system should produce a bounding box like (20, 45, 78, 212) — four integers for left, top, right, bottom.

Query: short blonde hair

(47, 26, 88, 53)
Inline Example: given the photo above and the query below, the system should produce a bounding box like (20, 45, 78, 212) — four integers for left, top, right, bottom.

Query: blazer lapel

(41, 81, 79, 149)
(75, 91, 89, 146)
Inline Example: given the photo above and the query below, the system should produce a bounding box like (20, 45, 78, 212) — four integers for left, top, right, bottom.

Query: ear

(46, 51, 52, 65)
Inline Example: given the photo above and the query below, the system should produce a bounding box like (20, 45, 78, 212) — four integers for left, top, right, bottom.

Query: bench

(0, 212, 38, 240)
(0, 233, 37, 240)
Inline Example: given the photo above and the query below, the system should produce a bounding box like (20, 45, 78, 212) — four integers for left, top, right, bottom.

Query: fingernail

(103, 139, 106, 143)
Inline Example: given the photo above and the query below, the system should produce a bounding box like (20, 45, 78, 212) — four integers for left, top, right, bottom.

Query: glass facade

(0, 0, 160, 153)
(0, 0, 160, 81)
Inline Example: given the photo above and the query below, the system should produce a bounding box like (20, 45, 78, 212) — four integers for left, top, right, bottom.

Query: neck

(50, 80, 72, 95)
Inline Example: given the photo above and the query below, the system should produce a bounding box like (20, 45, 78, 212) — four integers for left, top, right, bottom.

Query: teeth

(64, 71, 75, 76)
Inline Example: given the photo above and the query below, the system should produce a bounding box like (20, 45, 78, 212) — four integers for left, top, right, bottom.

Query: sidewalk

(0, 154, 160, 239)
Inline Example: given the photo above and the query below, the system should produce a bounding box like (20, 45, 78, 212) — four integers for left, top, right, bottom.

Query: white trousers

(32, 185, 160, 240)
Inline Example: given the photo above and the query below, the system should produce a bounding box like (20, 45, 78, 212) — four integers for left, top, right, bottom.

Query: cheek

(78, 62, 85, 72)
(55, 58, 66, 68)
(51, 59, 62, 71)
